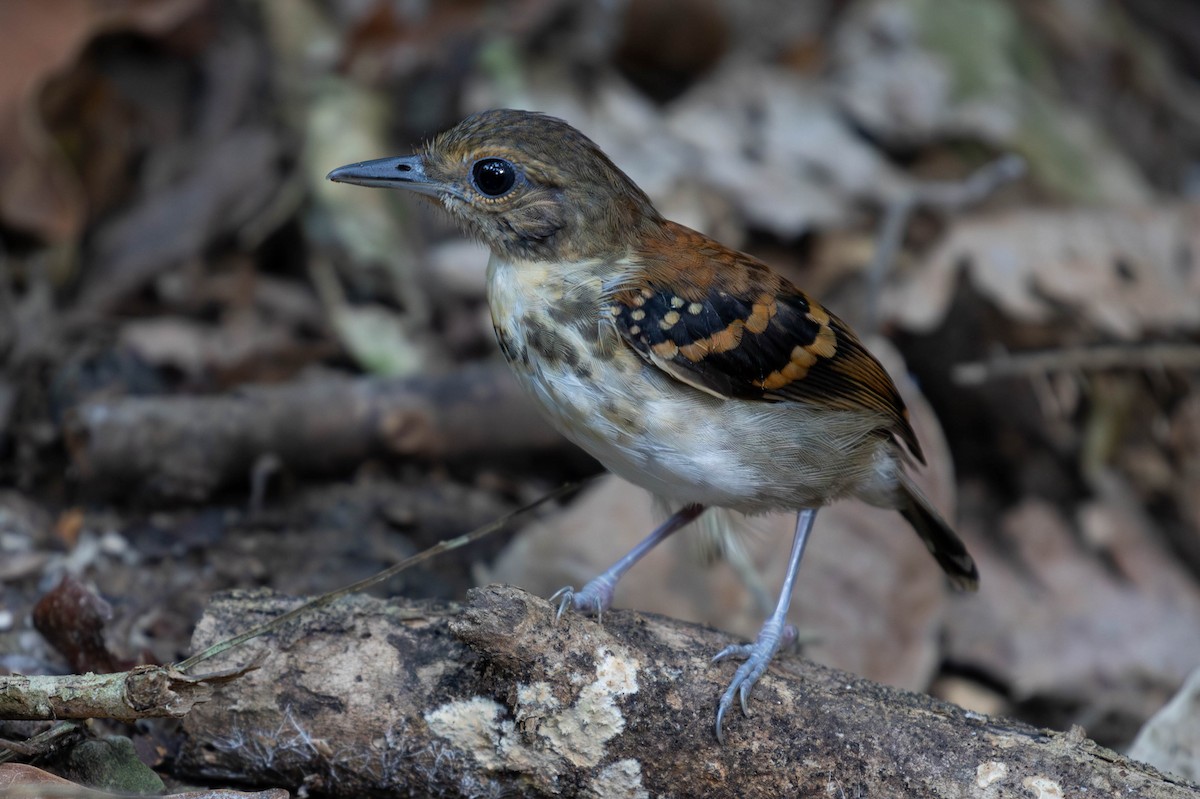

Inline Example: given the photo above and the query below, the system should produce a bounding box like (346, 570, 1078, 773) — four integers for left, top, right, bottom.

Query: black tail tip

(947, 567, 980, 592)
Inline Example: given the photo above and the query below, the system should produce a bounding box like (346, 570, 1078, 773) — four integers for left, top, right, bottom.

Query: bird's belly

(502, 331, 892, 513)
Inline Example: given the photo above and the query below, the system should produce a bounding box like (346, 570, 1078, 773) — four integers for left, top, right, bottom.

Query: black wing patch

(610, 283, 923, 461)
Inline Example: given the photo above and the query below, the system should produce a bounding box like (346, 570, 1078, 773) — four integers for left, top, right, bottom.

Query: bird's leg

(712, 507, 816, 744)
(552, 503, 706, 620)
(724, 541, 810, 650)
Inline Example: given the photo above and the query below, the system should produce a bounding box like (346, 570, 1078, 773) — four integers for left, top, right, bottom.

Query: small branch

(953, 343, 1200, 385)
(867, 154, 1026, 330)
(0, 724, 78, 767)
(0, 665, 249, 723)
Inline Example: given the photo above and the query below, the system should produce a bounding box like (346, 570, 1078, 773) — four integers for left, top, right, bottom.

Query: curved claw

(711, 643, 753, 664)
(712, 623, 788, 743)
(714, 507, 815, 743)
(714, 655, 771, 744)
(547, 582, 610, 622)
(714, 693, 731, 746)
(549, 586, 575, 620)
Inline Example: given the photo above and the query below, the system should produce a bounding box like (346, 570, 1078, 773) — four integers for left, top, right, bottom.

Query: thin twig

(0, 723, 77, 766)
(866, 154, 1026, 331)
(953, 343, 1200, 385)
(173, 479, 587, 673)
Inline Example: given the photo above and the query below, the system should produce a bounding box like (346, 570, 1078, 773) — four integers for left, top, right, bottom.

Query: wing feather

(612, 221, 924, 462)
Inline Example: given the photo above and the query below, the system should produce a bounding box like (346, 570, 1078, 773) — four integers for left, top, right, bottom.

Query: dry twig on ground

(0, 665, 250, 724)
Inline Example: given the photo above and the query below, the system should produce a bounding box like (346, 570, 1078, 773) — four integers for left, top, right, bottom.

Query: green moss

(62, 736, 165, 795)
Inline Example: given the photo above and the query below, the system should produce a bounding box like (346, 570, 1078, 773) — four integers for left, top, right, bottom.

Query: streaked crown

(420, 109, 660, 261)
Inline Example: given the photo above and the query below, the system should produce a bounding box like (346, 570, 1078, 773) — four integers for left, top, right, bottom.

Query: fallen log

(64, 363, 565, 501)
(176, 585, 1196, 798)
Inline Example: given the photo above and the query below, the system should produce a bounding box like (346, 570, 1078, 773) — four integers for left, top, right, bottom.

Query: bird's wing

(611, 221, 923, 462)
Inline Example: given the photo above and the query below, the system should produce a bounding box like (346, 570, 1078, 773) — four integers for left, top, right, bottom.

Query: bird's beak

(326, 155, 441, 197)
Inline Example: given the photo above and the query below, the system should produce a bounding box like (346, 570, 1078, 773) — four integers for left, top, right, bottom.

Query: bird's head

(327, 109, 660, 262)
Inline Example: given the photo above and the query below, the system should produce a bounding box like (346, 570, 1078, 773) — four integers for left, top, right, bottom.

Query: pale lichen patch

(517, 681, 558, 709)
(425, 695, 563, 776)
(975, 760, 1008, 788)
(424, 697, 510, 771)
(585, 759, 649, 799)
(528, 647, 639, 768)
(424, 646, 641, 776)
(1022, 776, 1065, 798)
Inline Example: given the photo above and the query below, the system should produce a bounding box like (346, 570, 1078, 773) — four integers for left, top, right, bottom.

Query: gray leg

(552, 503, 706, 619)
(712, 507, 816, 744)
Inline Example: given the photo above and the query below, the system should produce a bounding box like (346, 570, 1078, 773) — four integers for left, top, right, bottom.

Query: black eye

(471, 158, 517, 197)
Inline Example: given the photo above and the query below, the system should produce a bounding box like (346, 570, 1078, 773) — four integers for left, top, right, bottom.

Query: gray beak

(326, 155, 440, 196)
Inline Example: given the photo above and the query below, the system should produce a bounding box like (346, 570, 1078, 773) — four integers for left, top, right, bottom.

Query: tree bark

(176, 586, 1197, 798)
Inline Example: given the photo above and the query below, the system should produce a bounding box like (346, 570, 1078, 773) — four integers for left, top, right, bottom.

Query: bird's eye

(471, 158, 517, 197)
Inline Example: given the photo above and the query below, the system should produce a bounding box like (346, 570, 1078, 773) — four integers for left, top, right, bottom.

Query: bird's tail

(897, 475, 979, 591)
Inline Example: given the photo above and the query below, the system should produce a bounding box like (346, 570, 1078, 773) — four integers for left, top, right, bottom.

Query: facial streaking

(327, 109, 662, 263)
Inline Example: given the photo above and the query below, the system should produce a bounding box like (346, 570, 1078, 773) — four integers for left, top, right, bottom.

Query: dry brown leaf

(32, 573, 120, 673)
(1128, 666, 1200, 783)
(0, 763, 77, 792)
(945, 498, 1200, 712)
(83, 127, 282, 310)
(887, 205, 1200, 338)
(117, 313, 307, 384)
(0, 0, 207, 240)
(664, 62, 907, 237)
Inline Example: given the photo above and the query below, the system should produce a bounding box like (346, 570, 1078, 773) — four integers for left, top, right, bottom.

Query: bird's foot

(712, 620, 791, 744)
(549, 575, 616, 621)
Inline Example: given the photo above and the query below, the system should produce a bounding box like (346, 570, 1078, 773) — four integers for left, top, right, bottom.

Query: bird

(327, 108, 979, 743)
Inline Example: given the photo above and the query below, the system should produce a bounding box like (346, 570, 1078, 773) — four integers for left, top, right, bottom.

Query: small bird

(328, 109, 978, 743)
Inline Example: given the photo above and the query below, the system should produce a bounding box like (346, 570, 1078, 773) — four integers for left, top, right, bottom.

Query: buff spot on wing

(659, 310, 681, 330)
(744, 294, 777, 335)
(652, 340, 679, 359)
(631, 309, 646, 321)
(687, 302, 704, 315)
(806, 301, 830, 326)
(811, 324, 837, 358)
(755, 345, 819, 389)
(669, 296, 685, 309)
(678, 319, 745, 361)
